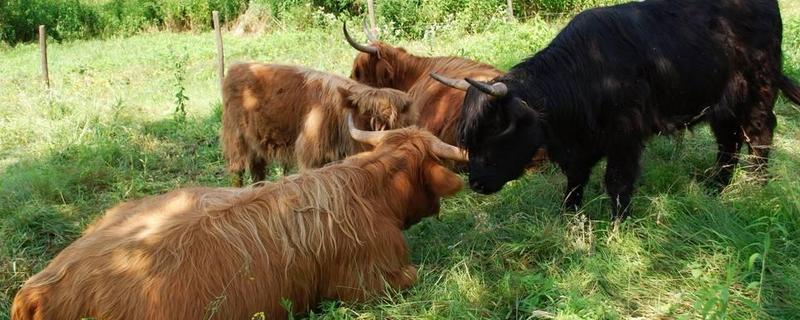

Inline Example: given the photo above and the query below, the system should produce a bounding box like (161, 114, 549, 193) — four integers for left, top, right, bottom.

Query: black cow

(435, 0, 800, 220)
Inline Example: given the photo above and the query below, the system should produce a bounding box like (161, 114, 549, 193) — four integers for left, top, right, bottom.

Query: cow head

(432, 74, 545, 194)
(338, 84, 417, 132)
(346, 114, 465, 227)
(343, 23, 416, 90)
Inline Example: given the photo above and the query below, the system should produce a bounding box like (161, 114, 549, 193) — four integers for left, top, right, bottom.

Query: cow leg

(322, 227, 413, 301)
(741, 84, 778, 181)
(560, 153, 601, 211)
(604, 143, 642, 221)
(563, 164, 593, 211)
(231, 170, 244, 187)
(385, 265, 418, 291)
(224, 135, 249, 187)
(708, 119, 743, 189)
(248, 154, 268, 184)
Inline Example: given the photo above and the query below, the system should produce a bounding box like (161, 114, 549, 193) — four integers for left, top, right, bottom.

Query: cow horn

(347, 112, 385, 146)
(363, 19, 378, 43)
(343, 22, 378, 55)
(430, 73, 470, 91)
(347, 112, 467, 161)
(465, 78, 508, 97)
(429, 137, 469, 162)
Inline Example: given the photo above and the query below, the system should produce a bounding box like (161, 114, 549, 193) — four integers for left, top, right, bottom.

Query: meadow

(1, 1, 800, 319)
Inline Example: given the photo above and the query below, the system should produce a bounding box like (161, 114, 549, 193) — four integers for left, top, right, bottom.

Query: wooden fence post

(39, 25, 50, 88)
(213, 11, 225, 98)
(506, 0, 515, 21)
(367, 0, 378, 37)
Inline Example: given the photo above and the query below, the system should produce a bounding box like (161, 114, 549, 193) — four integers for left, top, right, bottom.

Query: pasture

(2, 1, 800, 318)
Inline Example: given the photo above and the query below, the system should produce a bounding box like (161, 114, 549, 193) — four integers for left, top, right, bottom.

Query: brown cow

(343, 25, 549, 168)
(222, 63, 418, 186)
(11, 115, 467, 320)
(343, 23, 501, 146)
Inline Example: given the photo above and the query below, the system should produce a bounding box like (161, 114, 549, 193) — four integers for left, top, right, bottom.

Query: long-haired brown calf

(11, 115, 466, 320)
(222, 63, 418, 186)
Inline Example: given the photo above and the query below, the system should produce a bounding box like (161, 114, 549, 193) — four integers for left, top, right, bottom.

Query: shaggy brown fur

(349, 42, 548, 167)
(349, 43, 500, 145)
(11, 128, 463, 320)
(222, 63, 418, 186)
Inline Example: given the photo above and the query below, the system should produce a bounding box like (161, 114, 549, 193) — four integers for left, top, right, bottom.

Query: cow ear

(512, 98, 540, 124)
(397, 96, 413, 113)
(376, 60, 395, 85)
(423, 161, 463, 197)
(337, 87, 356, 109)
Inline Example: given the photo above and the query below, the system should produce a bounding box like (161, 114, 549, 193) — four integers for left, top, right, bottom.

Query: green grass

(2, 2, 800, 319)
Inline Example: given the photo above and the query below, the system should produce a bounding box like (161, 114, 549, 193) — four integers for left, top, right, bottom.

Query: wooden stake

(367, 0, 378, 36)
(213, 11, 225, 98)
(39, 25, 50, 88)
(506, 0, 515, 21)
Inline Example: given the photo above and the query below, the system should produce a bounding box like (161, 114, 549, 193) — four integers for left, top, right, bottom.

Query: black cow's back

(512, 0, 783, 138)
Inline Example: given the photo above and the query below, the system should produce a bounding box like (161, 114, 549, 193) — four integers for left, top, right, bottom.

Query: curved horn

(347, 112, 386, 146)
(363, 19, 378, 43)
(429, 137, 469, 162)
(343, 22, 378, 54)
(465, 78, 508, 97)
(348, 112, 467, 161)
(430, 73, 470, 91)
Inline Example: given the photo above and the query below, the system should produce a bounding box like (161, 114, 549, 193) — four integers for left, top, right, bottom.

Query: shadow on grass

(1, 102, 798, 319)
(0, 108, 228, 319)
(395, 117, 800, 318)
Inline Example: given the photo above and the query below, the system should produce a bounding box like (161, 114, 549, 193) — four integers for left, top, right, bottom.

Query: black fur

(457, 0, 800, 220)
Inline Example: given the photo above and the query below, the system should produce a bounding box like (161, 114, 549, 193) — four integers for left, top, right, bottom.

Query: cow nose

(470, 180, 485, 193)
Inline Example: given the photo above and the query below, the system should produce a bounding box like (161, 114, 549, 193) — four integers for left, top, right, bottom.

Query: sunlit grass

(2, 1, 800, 319)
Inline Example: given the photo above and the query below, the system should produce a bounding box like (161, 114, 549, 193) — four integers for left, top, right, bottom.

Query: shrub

(0, 0, 100, 45)
(98, 0, 163, 36)
(0, 0, 248, 44)
(114, 0, 247, 32)
(0, 0, 625, 45)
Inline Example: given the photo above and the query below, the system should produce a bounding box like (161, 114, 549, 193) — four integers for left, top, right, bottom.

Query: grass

(2, 1, 800, 319)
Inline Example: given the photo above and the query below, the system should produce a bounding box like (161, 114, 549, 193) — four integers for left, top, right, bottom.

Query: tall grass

(1, 1, 799, 319)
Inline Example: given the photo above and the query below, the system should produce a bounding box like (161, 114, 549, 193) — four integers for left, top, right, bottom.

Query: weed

(167, 46, 190, 122)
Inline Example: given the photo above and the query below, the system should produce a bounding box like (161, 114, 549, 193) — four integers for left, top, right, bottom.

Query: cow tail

(11, 288, 39, 320)
(779, 74, 800, 107)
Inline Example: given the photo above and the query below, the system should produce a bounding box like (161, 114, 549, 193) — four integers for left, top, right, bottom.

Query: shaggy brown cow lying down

(12, 115, 467, 320)
(222, 63, 418, 186)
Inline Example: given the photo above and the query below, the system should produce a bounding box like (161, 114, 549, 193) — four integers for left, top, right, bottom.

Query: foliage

(0, 0, 629, 45)
(0, 0, 101, 44)
(0, 0, 248, 45)
(97, 0, 163, 36)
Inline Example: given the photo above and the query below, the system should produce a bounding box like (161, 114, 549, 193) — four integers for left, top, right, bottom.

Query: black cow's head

(433, 74, 545, 194)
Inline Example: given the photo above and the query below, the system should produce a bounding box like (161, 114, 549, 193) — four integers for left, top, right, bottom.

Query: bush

(252, 0, 360, 19)
(159, 0, 247, 31)
(0, 0, 248, 44)
(98, 0, 163, 36)
(0, 0, 100, 45)
(100, 0, 248, 34)
(0, 0, 623, 45)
